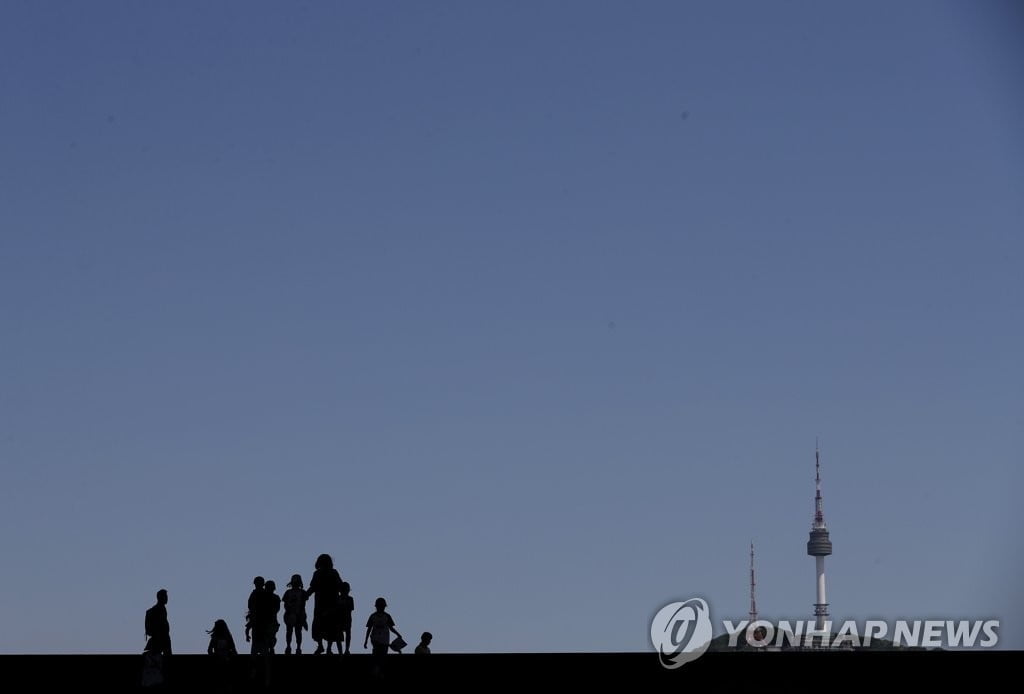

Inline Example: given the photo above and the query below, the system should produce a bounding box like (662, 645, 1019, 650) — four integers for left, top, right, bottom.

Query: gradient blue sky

(1, 1, 1021, 654)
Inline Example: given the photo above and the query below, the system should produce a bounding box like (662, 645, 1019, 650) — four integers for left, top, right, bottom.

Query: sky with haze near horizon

(1, 1, 1022, 654)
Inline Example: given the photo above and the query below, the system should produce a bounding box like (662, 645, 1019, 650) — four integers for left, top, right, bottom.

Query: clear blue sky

(1, 1, 1021, 654)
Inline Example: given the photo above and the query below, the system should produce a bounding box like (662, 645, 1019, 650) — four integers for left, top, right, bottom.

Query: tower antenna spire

(749, 540, 758, 624)
(814, 438, 825, 528)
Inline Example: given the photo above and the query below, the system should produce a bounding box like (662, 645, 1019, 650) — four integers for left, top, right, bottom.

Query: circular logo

(650, 598, 713, 669)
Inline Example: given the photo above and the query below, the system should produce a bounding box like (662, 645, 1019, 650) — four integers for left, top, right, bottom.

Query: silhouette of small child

(364, 597, 402, 662)
(282, 574, 308, 655)
(207, 619, 238, 656)
(206, 618, 238, 693)
(339, 581, 355, 655)
(415, 632, 432, 654)
(264, 580, 282, 654)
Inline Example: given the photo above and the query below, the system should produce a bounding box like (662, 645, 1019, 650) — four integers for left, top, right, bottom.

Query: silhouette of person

(263, 580, 282, 654)
(248, 576, 265, 612)
(207, 619, 238, 656)
(206, 619, 238, 693)
(364, 597, 402, 667)
(141, 589, 171, 689)
(144, 589, 172, 655)
(282, 574, 308, 655)
(415, 632, 432, 655)
(245, 576, 265, 653)
(338, 581, 355, 655)
(306, 554, 343, 655)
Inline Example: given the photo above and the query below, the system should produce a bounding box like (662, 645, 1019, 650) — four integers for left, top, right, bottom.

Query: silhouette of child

(339, 581, 355, 655)
(364, 597, 402, 663)
(282, 574, 308, 655)
(206, 618, 238, 693)
(264, 580, 282, 654)
(207, 619, 238, 656)
(415, 632, 432, 655)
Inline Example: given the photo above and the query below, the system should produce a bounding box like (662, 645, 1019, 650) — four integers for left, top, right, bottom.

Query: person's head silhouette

(288, 574, 303, 589)
(315, 554, 334, 570)
(253, 576, 265, 590)
(374, 597, 387, 611)
(208, 619, 230, 636)
(156, 589, 168, 605)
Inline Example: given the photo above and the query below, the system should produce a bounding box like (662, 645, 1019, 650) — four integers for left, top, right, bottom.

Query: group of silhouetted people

(142, 552, 433, 679)
(244, 576, 281, 655)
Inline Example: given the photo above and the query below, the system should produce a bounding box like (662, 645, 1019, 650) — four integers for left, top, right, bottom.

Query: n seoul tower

(806, 441, 833, 632)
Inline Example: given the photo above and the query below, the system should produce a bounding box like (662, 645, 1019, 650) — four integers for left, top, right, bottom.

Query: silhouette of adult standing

(305, 553, 343, 655)
(144, 589, 172, 655)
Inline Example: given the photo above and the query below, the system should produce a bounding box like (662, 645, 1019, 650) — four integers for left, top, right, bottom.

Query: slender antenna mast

(813, 438, 826, 529)
(749, 541, 758, 624)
